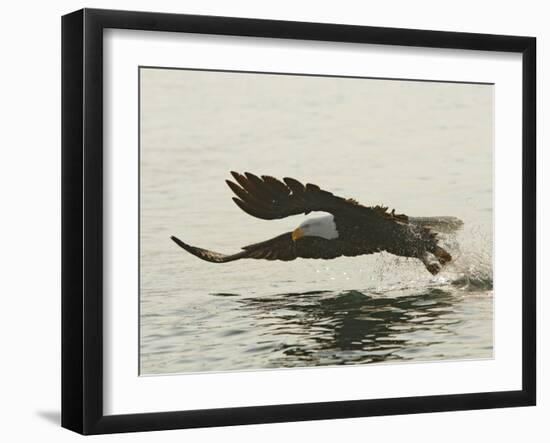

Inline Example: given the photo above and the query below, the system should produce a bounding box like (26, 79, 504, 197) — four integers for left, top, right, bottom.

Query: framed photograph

(61, 8, 536, 435)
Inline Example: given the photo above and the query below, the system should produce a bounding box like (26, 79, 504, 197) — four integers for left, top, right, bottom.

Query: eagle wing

(171, 233, 366, 263)
(226, 172, 408, 223)
(171, 233, 296, 263)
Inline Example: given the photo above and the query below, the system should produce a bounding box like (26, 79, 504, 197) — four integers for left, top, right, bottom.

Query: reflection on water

(140, 279, 493, 374)
(233, 288, 459, 366)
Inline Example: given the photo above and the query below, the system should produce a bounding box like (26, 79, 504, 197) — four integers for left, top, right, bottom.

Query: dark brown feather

(171, 173, 454, 275)
(171, 233, 361, 263)
(226, 171, 408, 223)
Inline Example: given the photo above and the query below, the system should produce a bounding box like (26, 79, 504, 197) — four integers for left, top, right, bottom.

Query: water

(139, 68, 493, 375)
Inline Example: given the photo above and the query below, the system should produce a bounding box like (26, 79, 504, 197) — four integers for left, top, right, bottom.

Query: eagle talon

(420, 252, 446, 275)
(425, 262, 441, 275)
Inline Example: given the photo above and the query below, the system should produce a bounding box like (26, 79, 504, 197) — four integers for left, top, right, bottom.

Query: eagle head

(292, 214, 339, 241)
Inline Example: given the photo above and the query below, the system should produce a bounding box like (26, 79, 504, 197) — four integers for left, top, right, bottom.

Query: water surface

(139, 68, 494, 375)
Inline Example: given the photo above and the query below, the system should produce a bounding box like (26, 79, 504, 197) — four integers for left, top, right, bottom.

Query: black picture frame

(62, 8, 536, 435)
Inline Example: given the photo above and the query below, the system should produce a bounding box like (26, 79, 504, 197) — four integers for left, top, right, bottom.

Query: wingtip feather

(171, 235, 188, 249)
(230, 171, 243, 181)
(225, 179, 239, 191)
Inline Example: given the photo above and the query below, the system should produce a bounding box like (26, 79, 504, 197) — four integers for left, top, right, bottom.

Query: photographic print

(139, 67, 494, 376)
(62, 10, 536, 433)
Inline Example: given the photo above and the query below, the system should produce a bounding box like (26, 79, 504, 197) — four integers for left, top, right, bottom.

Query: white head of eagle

(292, 214, 339, 241)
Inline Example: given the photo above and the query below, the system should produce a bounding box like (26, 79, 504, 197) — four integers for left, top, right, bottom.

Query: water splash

(440, 223, 493, 291)
(306, 222, 495, 294)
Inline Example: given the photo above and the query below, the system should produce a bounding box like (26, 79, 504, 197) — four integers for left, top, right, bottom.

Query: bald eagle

(171, 172, 462, 274)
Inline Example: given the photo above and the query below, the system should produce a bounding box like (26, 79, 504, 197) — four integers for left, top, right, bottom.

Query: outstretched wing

(171, 236, 249, 263)
(171, 233, 366, 263)
(226, 171, 408, 222)
(171, 233, 297, 263)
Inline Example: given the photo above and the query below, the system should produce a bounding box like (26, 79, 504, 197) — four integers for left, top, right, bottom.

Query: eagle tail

(170, 236, 246, 263)
(410, 216, 464, 234)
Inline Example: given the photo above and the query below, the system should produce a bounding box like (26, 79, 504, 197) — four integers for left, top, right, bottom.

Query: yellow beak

(291, 227, 304, 241)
